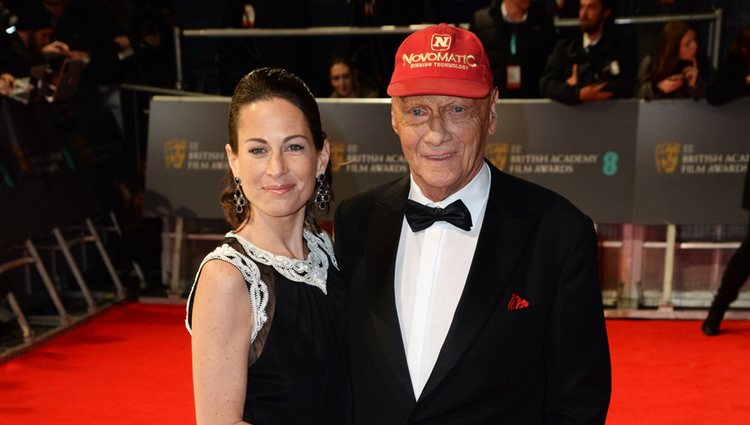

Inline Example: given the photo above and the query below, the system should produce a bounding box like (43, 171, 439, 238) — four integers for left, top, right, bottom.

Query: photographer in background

(1, 1, 18, 95)
(1, 0, 72, 96)
(540, 0, 635, 104)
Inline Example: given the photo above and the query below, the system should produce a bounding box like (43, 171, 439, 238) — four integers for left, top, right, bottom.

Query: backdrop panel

(145, 97, 636, 223)
(633, 98, 749, 224)
(489, 100, 637, 223)
(144, 96, 230, 219)
(145, 97, 747, 225)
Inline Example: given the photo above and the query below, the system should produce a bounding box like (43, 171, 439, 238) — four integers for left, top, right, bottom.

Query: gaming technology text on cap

(387, 23, 494, 98)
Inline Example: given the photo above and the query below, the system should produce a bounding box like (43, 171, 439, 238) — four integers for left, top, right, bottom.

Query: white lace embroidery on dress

(230, 228, 338, 295)
(185, 229, 337, 343)
(185, 243, 269, 343)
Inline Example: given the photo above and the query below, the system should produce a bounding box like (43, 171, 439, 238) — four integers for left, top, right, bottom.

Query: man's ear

(390, 98, 399, 134)
(487, 87, 499, 135)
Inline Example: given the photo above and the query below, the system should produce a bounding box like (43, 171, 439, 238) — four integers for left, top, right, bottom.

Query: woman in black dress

(186, 68, 349, 424)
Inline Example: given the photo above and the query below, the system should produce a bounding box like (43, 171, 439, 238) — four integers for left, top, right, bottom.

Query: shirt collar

(583, 33, 602, 49)
(408, 162, 491, 225)
(501, 1, 528, 23)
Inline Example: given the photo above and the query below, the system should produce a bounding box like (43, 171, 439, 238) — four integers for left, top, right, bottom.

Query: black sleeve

(539, 38, 580, 105)
(604, 39, 637, 99)
(545, 214, 611, 424)
(706, 55, 749, 105)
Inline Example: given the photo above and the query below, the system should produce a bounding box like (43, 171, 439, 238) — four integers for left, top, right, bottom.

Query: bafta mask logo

(654, 143, 681, 173)
(164, 139, 188, 169)
(485, 143, 509, 171)
(330, 141, 346, 173)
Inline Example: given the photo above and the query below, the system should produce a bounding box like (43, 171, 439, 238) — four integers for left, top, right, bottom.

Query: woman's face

(679, 30, 698, 61)
(329, 63, 354, 97)
(226, 97, 329, 223)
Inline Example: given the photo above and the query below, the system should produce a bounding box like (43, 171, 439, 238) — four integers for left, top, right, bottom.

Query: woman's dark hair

(221, 67, 332, 231)
(646, 21, 697, 83)
(328, 56, 354, 76)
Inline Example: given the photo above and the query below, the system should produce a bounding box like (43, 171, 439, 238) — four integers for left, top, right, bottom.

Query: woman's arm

(191, 260, 254, 425)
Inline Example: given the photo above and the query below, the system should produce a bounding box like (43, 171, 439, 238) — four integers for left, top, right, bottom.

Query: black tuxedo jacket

(334, 163, 611, 425)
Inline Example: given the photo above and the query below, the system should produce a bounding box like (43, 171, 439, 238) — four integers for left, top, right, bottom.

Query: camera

(1, 4, 18, 34)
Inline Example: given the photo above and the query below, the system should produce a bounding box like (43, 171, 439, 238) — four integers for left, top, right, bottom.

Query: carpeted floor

(0, 303, 194, 424)
(0, 303, 748, 424)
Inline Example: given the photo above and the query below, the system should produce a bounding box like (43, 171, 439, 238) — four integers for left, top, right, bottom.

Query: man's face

(42, 0, 69, 18)
(391, 90, 498, 202)
(579, 0, 609, 35)
(506, 0, 532, 11)
(330, 63, 354, 97)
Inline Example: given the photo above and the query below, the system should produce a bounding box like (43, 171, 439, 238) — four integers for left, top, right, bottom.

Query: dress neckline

(227, 228, 335, 294)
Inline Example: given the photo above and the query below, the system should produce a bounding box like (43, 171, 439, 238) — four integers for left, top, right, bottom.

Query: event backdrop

(633, 99, 750, 224)
(145, 97, 749, 224)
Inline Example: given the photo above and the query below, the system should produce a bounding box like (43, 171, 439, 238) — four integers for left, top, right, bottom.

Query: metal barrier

(172, 10, 723, 89)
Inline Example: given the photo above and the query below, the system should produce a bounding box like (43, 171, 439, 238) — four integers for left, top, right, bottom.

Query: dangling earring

(233, 176, 246, 214)
(314, 174, 330, 210)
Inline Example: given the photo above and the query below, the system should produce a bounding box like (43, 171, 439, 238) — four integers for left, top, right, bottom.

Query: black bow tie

(404, 199, 473, 232)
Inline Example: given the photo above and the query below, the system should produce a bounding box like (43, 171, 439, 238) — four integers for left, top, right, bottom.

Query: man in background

(540, 0, 635, 104)
(471, 0, 555, 98)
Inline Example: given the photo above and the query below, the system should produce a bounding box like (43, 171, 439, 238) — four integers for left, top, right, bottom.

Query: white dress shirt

(583, 33, 602, 50)
(394, 163, 491, 399)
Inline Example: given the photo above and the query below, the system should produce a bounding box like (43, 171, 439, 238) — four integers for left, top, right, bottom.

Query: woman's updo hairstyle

(220, 67, 332, 230)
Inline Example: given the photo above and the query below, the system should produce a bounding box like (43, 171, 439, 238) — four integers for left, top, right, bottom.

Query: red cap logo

(430, 34, 452, 51)
(387, 24, 494, 99)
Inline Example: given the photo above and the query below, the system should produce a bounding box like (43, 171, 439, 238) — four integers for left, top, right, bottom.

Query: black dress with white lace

(186, 229, 350, 424)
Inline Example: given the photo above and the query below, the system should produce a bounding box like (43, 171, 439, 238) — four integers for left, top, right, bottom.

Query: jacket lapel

(365, 177, 415, 400)
(419, 165, 541, 401)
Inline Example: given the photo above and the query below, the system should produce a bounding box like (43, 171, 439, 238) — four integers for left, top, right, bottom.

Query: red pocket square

(508, 293, 530, 311)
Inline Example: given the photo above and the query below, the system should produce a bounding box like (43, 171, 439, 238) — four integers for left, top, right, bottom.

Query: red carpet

(1, 303, 749, 424)
(0, 303, 195, 424)
(606, 319, 750, 425)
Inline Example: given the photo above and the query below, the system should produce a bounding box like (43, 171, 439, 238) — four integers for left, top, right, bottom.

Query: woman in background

(328, 56, 377, 98)
(637, 20, 711, 100)
(186, 67, 349, 424)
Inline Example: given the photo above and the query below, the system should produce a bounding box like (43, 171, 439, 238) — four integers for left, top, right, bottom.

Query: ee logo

(602, 151, 618, 176)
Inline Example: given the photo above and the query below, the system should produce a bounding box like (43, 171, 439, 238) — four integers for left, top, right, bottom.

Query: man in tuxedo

(334, 23, 611, 424)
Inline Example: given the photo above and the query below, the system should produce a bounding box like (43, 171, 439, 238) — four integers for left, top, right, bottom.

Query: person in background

(0, 0, 71, 96)
(0, 72, 12, 96)
(0, 0, 14, 96)
(540, 0, 635, 104)
(187, 67, 350, 424)
(328, 56, 378, 98)
(471, 0, 555, 98)
(707, 24, 750, 105)
(702, 155, 750, 336)
(335, 23, 611, 424)
(637, 21, 711, 100)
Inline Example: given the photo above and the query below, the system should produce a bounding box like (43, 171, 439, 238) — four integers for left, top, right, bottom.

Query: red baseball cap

(387, 23, 494, 99)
